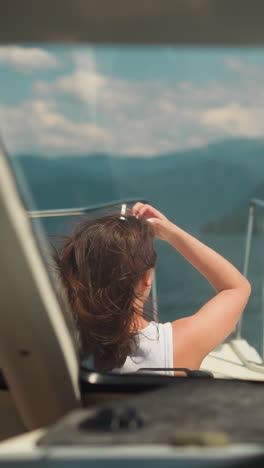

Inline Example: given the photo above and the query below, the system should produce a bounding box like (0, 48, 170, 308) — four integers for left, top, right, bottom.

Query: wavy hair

(53, 212, 157, 371)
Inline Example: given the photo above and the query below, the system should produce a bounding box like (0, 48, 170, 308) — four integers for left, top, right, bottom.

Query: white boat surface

(202, 338, 264, 380)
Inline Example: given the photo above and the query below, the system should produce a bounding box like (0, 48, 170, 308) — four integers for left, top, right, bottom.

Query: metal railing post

(235, 203, 255, 338)
(261, 281, 264, 361)
(151, 270, 159, 322)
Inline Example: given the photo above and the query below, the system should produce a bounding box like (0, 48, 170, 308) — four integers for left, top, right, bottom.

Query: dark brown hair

(53, 212, 157, 371)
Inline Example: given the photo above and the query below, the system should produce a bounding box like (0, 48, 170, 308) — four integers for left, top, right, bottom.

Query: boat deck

(202, 338, 264, 381)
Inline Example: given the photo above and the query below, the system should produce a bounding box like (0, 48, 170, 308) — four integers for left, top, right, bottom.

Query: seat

(0, 144, 81, 431)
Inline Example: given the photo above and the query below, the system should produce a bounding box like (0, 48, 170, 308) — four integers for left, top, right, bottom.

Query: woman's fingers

(132, 203, 166, 221)
(132, 203, 172, 241)
(131, 202, 144, 217)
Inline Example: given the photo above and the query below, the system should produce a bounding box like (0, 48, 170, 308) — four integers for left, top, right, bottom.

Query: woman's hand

(132, 203, 172, 241)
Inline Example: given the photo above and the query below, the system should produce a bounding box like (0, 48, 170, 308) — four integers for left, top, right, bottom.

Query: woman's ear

(142, 268, 154, 288)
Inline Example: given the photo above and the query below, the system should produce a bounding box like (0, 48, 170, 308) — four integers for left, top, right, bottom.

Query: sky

(1, 44, 264, 157)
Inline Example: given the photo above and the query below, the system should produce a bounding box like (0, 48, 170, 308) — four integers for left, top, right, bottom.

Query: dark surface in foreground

(39, 378, 264, 446)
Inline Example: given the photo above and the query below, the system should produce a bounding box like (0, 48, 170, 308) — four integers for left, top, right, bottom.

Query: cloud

(35, 70, 106, 102)
(0, 99, 112, 154)
(35, 50, 106, 101)
(223, 57, 264, 85)
(0, 46, 60, 72)
(3, 49, 264, 156)
(224, 57, 250, 73)
(34, 50, 142, 116)
(201, 103, 264, 137)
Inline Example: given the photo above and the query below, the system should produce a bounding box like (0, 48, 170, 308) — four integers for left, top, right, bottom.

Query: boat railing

(235, 198, 264, 360)
(28, 198, 159, 321)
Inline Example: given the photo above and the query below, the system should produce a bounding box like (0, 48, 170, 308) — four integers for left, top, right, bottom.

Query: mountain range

(14, 137, 264, 235)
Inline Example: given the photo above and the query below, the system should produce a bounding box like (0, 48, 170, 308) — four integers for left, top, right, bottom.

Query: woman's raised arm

(132, 203, 251, 369)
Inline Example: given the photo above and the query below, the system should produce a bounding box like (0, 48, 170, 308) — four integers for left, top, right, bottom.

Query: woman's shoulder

(136, 321, 172, 339)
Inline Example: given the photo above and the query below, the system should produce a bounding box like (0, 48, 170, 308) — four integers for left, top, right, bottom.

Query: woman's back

(113, 321, 173, 376)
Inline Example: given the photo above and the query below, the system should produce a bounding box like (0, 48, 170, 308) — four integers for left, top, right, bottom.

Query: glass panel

(1, 44, 264, 378)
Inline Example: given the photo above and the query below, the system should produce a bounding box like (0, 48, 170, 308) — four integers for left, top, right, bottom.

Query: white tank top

(113, 321, 174, 376)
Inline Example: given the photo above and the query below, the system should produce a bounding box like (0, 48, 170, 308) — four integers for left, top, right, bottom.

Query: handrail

(28, 198, 148, 218)
(27, 198, 158, 321)
(235, 198, 264, 361)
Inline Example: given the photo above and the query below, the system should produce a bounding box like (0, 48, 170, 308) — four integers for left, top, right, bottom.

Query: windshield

(1, 44, 264, 380)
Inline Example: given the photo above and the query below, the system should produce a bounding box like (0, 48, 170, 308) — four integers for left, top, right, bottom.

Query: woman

(55, 203, 251, 375)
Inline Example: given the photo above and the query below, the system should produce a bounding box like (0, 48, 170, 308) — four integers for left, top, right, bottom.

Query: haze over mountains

(16, 137, 264, 233)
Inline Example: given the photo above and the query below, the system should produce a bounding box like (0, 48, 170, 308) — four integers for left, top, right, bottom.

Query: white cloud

(34, 49, 109, 124)
(35, 70, 106, 102)
(0, 99, 112, 154)
(3, 51, 264, 156)
(223, 57, 264, 85)
(0, 46, 60, 72)
(224, 57, 249, 73)
(201, 103, 264, 137)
